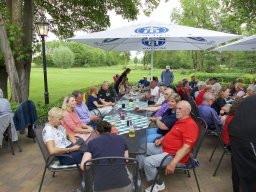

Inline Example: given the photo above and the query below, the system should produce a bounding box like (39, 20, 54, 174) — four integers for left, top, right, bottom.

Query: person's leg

(98, 106, 113, 116)
(136, 143, 163, 169)
(231, 155, 240, 192)
(144, 152, 172, 182)
(231, 139, 256, 192)
(57, 150, 83, 165)
(147, 134, 163, 143)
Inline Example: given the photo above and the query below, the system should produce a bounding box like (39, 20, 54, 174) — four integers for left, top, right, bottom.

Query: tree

(52, 46, 74, 68)
(223, 0, 256, 34)
(0, 0, 161, 102)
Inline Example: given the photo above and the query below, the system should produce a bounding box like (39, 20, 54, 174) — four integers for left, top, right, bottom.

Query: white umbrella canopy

(69, 21, 241, 77)
(213, 34, 256, 51)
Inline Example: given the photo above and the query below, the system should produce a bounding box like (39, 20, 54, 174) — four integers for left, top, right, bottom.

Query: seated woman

(81, 121, 132, 192)
(42, 107, 84, 165)
(177, 78, 190, 100)
(62, 96, 94, 141)
(222, 98, 243, 146)
(211, 87, 230, 115)
(87, 86, 113, 117)
(147, 93, 181, 143)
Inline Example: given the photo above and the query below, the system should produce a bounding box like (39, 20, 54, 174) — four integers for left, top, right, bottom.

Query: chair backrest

(193, 117, 208, 158)
(33, 124, 52, 163)
(210, 112, 224, 145)
(82, 157, 139, 192)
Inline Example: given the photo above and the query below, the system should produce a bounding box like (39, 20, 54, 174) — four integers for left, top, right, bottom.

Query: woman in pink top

(62, 95, 94, 141)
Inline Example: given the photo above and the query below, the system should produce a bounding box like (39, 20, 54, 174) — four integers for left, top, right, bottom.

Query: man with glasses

(198, 92, 222, 130)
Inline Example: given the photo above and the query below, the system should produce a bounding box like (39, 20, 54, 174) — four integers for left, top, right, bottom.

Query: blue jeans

(147, 128, 162, 143)
(57, 144, 83, 165)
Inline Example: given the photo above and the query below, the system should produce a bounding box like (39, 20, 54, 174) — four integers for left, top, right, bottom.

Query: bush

(52, 46, 75, 68)
(196, 73, 255, 84)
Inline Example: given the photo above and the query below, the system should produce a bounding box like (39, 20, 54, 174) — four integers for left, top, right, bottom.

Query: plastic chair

(150, 118, 207, 192)
(81, 157, 141, 192)
(209, 112, 230, 176)
(33, 124, 81, 192)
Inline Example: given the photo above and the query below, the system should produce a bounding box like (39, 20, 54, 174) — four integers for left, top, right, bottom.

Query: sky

(47, 0, 180, 41)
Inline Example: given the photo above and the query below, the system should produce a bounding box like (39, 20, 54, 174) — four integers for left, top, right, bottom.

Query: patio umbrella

(69, 21, 241, 78)
(213, 34, 256, 51)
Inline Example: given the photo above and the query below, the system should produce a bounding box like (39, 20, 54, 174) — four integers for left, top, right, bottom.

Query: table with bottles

(103, 93, 149, 154)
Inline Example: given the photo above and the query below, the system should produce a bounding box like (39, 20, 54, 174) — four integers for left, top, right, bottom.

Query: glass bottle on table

(128, 121, 135, 137)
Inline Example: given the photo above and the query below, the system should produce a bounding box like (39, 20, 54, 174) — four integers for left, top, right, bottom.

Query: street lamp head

(35, 16, 49, 37)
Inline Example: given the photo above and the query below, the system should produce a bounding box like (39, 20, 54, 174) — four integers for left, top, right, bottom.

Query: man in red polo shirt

(138, 100, 199, 192)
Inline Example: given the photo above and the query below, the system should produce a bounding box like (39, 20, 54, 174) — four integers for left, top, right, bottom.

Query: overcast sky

(47, 0, 180, 41)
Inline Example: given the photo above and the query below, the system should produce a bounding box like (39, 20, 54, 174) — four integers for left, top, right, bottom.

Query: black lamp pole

(41, 35, 49, 105)
(35, 16, 50, 105)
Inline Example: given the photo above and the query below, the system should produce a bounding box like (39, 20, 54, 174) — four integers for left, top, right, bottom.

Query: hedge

(11, 83, 106, 122)
(195, 73, 255, 84)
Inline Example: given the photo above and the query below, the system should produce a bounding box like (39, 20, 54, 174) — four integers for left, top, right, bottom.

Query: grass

(29, 65, 188, 103)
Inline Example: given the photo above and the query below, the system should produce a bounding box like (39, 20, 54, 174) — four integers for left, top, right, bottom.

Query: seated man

(81, 121, 132, 192)
(142, 80, 160, 105)
(198, 92, 222, 130)
(137, 101, 199, 192)
(138, 76, 150, 87)
(98, 81, 115, 103)
(72, 90, 100, 128)
(147, 93, 180, 143)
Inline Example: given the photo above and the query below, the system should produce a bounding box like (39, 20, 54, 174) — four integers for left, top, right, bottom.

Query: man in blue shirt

(198, 92, 222, 130)
(72, 90, 99, 128)
(161, 65, 174, 87)
(138, 76, 150, 87)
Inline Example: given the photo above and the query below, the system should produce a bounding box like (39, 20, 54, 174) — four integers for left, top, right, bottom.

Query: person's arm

(156, 119, 169, 130)
(46, 140, 79, 155)
(99, 98, 113, 106)
(92, 100, 105, 108)
(138, 105, 161, 112)
(165, 144, 191, 175)
(154, 137, 164, 146)
(124, 150, 129, 158)
(80, 152, 92, 170)
(63, 113, 92, 134)
(66, 131, 77, 144)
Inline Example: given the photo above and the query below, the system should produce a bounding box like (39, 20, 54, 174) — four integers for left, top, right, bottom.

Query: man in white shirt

(143, 80, 160, 105)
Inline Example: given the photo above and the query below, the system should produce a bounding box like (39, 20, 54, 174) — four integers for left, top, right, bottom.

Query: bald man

(138, 101, 199, 192)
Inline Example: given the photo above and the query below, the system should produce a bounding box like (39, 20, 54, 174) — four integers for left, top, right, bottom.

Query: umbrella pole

(150, 39, 155, 80)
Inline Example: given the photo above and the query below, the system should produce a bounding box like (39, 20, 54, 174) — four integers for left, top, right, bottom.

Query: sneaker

(145, 182, 165, 192)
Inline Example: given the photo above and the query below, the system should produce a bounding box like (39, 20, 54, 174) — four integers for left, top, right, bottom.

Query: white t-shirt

(42, 123, 71, 148)
(150, 86, 160, 97)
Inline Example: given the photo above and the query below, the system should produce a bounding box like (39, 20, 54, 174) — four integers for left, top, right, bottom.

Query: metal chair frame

(33, 124, 81, 192)
(81, 157, 141, 192)
(209, 112, 231, 176)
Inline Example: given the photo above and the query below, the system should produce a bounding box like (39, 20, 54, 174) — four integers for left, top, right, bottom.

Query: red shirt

(162, 117, 199, 164)
(222, 115, 233, 145)
(196, 89, 207, 106)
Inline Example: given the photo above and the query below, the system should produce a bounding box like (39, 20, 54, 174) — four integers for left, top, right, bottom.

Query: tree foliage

(0, 0, 161, 102)
(52, 46, 74, 68)
(223, 0, 256, 34)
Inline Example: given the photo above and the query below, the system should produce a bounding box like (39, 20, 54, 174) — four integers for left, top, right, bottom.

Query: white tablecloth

(0, 114, 18, 146)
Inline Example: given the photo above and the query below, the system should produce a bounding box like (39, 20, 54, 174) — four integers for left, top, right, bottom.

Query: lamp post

(35, 16, 50, 105)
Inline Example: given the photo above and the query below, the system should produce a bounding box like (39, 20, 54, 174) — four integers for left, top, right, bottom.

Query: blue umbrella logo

(135, 26, 169, 34)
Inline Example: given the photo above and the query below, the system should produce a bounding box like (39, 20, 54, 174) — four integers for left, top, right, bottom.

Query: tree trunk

(11, 0, 34, 101)
(0, 13, 22, 102)
(0, 65, 8, 98)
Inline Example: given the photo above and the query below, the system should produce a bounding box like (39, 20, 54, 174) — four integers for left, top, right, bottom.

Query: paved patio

(0, 133, 232, 192)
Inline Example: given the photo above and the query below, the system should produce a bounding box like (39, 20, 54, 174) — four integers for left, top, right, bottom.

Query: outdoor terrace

(0, 133, 232, 192)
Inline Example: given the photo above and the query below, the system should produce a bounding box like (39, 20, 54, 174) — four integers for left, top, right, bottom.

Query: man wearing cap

(138, 76, 150, 87)
(161, 65, 174, 87)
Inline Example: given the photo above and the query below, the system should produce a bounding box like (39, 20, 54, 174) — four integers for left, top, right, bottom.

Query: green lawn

(29, 65, 187, 103)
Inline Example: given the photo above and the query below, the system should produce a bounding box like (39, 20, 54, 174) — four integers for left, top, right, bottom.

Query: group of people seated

(40, 71, 256, 192)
